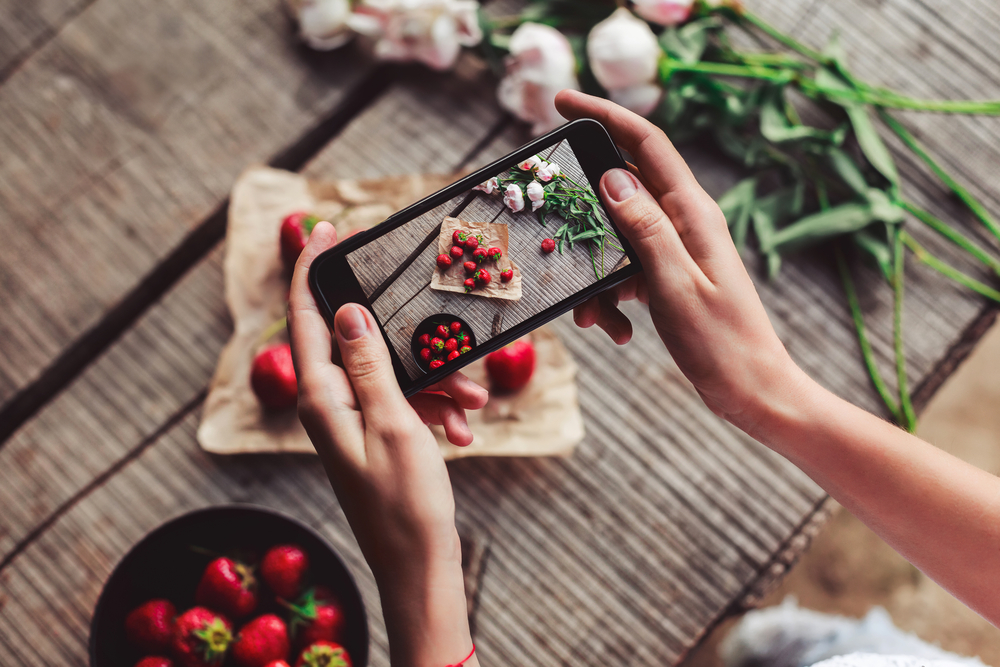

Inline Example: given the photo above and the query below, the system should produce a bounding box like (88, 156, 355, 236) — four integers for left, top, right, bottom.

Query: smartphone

(308, 118, 642, 397)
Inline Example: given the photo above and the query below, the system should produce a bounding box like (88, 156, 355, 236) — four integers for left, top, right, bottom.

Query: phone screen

(311, 120, 640, 393)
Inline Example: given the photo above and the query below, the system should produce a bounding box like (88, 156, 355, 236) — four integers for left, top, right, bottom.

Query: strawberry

(486, 339, 536, 391)
(283, 587, 346, 650)
(126, 599, 176, 653)
(261, 544, 308, 600)
(195, 557, 258, 619)
(280, 212, 319, 269)
(135, 657, 174, 667)
(459, 345, 472, 355)
(487, 247, 503, 262)
(171, 607, 232, 667)
(452, 230, 468, 245)
(264, 662, 291, 667)
(463, 260, 476, 274)
(541, 238, 556, 254)
(500, 268, 514, 282)
(449, 321, 463, 335)
(418, 333, 431, 347)
(463, 235, 480, 251)
(444, 338, 458, 353)
(435, 324, 449, 338)
(429, 360, 445, 370)
(474, 269, 491, 287)
(251, 344, 298, 410)
(231, 614, 290, 667)
(295, 641, 352, 667)
(419, 348, 432, 363)
(454, 331, 468, 345)
(436, 254, 452, 270)
(472, 247, 488, 264)
(449, 245, 465, 259)
(463, 278, 476, 293)
(447, 351, 461, 361)
(430, 337, 445, 353)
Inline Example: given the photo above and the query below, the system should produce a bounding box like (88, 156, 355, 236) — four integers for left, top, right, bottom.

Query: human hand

(555, 90, 807, 433)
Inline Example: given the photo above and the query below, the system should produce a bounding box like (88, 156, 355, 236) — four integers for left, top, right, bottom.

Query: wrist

(732, 353, 822, 451)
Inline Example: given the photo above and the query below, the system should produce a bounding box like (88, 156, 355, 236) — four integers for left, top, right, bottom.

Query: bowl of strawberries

(410, 315, 477, 372)
(90, 505, 367, 667)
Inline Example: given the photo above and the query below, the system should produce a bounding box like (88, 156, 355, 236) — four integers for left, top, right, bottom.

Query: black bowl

(90, 505, 368, 667)
(410, 314, 478, 372)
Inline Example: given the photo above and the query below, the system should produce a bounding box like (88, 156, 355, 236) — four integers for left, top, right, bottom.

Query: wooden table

(1, 0, 998, 664)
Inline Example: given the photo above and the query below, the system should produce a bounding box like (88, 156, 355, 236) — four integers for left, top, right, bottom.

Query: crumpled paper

(430, 216, 522, 300)
(197, 165, 584, 459)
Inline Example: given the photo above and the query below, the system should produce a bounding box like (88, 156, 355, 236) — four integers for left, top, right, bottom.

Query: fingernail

(337, 304, 368, 341)
(605, 169, 637, 202)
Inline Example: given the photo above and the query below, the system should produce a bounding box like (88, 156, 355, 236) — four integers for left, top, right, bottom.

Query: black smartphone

(308, 118, 642, 397)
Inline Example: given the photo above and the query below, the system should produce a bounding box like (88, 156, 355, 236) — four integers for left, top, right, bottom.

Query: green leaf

(824, 147, 869, 196)
(865, 188, 906, 225)
(659, 18, 718, 64)
(768, 202, 878, 254)
(846, 105, 900, 190)
(571, 228, 604, 242)
(751, 184, 803, 278)
(717, 177, 757, 252)
(759, 87, 843, 146)
(852, 227, 894, 281)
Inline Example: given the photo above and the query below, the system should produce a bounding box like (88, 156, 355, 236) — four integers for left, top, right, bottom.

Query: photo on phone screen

(341, 137, 632, 382)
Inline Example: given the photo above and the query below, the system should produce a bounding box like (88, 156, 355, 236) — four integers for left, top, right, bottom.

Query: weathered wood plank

(0, 0, 84, 79)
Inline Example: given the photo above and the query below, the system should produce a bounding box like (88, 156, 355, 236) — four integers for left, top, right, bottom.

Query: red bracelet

(446, 643, 475, 667)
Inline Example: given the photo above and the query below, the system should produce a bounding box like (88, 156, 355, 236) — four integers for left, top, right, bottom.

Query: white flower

(497, 23, 580, 136)
(288, 0, 355, 50)
(474, 177, 499, 194)
(503, 183, 525, 212)
(632, 0, 695, 27)
(349, 0, 483, 71)
(536, 162, 560, 182)
(587, 8, 663, 116)
(525, 181, 546, 211)
(518, 155, 542, 171)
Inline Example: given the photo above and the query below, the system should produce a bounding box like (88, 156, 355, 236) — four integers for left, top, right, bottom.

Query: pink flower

(474, 177, 499, 194)
(288, 0, 354, 50)
(518, 155, 543, 171)
(349, 0, 483, 71)
(632, 0, 695, 26)
(503, 183, 525, 212)
(536, 162, 560, 182)
(525, 181, 545, 211)
(587, 8, 662, 116)
(497, 23, 580, 136)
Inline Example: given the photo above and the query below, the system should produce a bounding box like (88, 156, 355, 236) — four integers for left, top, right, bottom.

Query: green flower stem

(739, 10, 828, 64)
(879, 110, 1000, 243)
(660, 57, 792, 83)
(835, 245, 901, 422)
(864, 94, 1000, 115)
(892, 229, 917, 432)
(901, 231, 1000, 304)
(901, 201, 1000, 277)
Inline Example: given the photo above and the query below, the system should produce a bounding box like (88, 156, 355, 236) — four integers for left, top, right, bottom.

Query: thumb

(334, 303, 411, 422)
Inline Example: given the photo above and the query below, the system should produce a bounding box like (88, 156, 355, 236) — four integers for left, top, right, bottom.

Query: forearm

(751, 364, 1000, 624)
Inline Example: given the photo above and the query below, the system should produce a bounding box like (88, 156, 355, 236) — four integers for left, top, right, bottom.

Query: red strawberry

(231, 614, 290, 667)
(455, 330, 468, 344)
(295, 641, 352, 667)
(430, 337, 445, 353)
(261, 544, 309, 600)
(449, 321, 462, 335)
(195, 557, 258, 619)
(126, 599, 176, 653)
(429, 359, 445, 370)
(280, 212, 319, 269)
(135, 657, 174, 667)
(463, 260, 476, 274)
(452, 230, 468, 245)
(444, 338, 459, 353)
(449, 245, 465, 259)
(264, 662, 291, 667)
(171, 607, 232, 667)
(459, 345, 472, 355)
(464, 235, 480, 251)
(541, 238, 556, 254)
(283, 587, 346, 650)
(474, 269, 491, 287)
(472, 247, 488, 264)
(436, 254, 452, 270)
(447, 351, 461, 361)
(500, 268, 513, 282)
(251, 344, 298, 410)
(463, 278, 476, 293)
(486, 339, 536, 392)
(418, 333, 431, 347)
(419, 348, 432, 362)
(487, 247, 503, 262)
(435, 324, 449, 338)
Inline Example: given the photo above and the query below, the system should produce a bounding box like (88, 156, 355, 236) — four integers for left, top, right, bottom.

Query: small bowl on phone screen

(410, 314, 477, 372)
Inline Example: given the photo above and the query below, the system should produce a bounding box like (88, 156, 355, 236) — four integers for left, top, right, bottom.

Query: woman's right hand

(555, 90, 810, 435)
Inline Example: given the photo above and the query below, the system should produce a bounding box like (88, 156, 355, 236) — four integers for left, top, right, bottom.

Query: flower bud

(288, 0, 355, 50)
(536, 162, 560, 182)
(474, 177, 499, 194)
(587, 8, 662, 116)
(503, 183, 525, 212)
(518, 155, 543, 171)
(526, 181, 545, 211)
(632, 0, 695, 26)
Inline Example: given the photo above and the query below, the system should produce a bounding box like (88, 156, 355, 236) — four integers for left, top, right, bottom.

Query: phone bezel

(308, 118, 642, 397)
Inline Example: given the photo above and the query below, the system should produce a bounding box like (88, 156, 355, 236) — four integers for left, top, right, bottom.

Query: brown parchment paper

(197, 166, 583, 460)
(430, 216, 522, 301)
